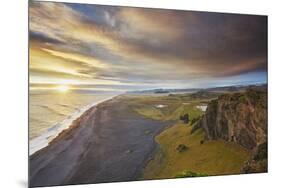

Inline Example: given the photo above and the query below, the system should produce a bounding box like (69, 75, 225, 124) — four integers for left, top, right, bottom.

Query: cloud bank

(29, 2, 267, 91)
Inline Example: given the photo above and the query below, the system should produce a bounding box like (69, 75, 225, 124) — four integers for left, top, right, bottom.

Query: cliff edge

(198, 87, 267, 150)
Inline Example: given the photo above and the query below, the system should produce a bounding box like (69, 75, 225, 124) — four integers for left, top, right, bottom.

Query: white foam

(196, 105, 207, 112)
(29, 96, 116, 155)
(155, 104, 167, 108)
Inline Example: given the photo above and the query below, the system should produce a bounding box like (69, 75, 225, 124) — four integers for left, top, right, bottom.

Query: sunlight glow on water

(29, 90, 117, 155)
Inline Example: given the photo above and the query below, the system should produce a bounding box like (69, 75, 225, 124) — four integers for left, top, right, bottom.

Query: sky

(29, 1, 267, 92)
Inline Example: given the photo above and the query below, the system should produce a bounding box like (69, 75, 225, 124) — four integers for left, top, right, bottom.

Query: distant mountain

(126, 88, 199, 94)
(127, 84, 267, 94)
(205, 84, 267, 93)
(189, 90, 220, 99)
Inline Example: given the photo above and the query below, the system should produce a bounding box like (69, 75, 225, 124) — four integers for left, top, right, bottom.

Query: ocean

(29, 90, 118, 155)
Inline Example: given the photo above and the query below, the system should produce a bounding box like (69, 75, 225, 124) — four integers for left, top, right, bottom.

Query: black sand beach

(29, 96, 171, 187)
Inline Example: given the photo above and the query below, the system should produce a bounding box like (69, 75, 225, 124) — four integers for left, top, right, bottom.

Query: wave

(57, 103, 74, 109)
(58, 104, 70, 107)
(39, 105, 68, 117)
(29, 95, 117, 155)
(57, 104, 83, 113)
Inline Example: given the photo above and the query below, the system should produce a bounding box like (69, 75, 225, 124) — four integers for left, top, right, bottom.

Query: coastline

(29, 95, 171, 187)
(29, 95, 118, 155)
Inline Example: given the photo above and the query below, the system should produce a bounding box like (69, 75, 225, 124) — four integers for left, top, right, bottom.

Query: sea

(29, 90, 119, 155)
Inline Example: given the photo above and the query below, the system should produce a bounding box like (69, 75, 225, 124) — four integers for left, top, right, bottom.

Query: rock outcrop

(198, 87, 267, 150)
(241, 142, 268, 173)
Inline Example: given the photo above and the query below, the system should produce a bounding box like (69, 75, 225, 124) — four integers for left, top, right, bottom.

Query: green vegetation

(125, 92, 254, 179)
(190, 121, 202, 134)
(142, 124, 251, 179)
(238, 95, 248, 103)
(176, 144, 189, 153)
(191, 116, 201, 125)
(175, 170, 208, 178)
(189, 91, 220, 100)
(126, 94, 205, 122)
(179, 113, 189, 124)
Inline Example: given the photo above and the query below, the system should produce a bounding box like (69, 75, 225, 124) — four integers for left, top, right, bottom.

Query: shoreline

(29, 95, 118, 155)
(30, 95, 171, 187)
(138, 122, 175, 179)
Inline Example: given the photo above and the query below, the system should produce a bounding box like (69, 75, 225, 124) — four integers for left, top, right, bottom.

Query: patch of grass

(238, 95, 248, 103)
(135, 106, 165, 120)
(125, 93, 252, 179)
(190, 121, 202, 134)
(175, 170, 208, 178)
(142, 124, 251, 179)
(134, 101, 203, 122)
(176, 144, 189, 153)
(169, 104, 202, 121)
(191, 116, 201, 125)
(126, 94, 206, 122)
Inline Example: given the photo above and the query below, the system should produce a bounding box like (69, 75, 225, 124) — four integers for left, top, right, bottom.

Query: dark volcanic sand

(30, 96, 171, 187)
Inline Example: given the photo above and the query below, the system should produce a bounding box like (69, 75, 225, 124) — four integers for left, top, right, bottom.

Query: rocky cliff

(198, 87, 267, 150)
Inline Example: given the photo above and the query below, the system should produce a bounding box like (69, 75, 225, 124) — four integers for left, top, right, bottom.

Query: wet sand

(29, 96, 171, 187)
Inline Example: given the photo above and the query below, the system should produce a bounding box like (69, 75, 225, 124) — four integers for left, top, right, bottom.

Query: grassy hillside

(123, 92, 253, 179)
(142, 124, 251, 179)
(126, 94, 205, 121)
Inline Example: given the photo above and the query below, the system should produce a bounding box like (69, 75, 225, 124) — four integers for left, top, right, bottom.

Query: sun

(56, 85, 70, 92)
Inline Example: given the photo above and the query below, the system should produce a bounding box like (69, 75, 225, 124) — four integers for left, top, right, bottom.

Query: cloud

(29, 31, 63, 45)
(116, 8, 194, 41)
(30, 67, 86, 80)
(41, 48, 108, 69)
(29, 2, 267, 90)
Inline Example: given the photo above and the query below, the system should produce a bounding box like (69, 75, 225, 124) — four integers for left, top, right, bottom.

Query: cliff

(197, 87, 267, 150)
